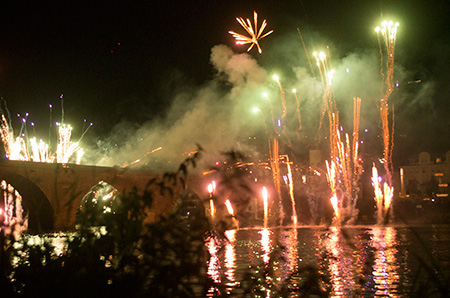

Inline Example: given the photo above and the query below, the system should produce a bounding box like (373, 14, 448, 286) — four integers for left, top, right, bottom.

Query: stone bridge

(0, 159, 208, 232)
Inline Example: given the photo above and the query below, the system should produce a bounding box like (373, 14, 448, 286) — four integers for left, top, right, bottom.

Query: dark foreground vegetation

(0, 149, 449, 297)
(0, 149, 329, 297)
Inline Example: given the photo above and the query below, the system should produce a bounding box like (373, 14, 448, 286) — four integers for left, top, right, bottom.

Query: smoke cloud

(85, 28, 438, 170)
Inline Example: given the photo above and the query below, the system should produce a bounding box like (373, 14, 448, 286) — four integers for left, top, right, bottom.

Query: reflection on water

(371, 227, 400, 296)
(206, 225, 450, 297)
(224, 229, 236, 290)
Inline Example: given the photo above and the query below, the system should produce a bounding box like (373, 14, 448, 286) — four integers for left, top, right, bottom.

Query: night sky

(0, 0, 449, 167)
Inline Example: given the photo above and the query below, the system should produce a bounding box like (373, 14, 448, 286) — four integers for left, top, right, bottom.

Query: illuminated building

(399, 151, 450, 199)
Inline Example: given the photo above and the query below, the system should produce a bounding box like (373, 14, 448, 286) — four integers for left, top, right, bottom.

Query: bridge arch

(0, 173, 54, 233)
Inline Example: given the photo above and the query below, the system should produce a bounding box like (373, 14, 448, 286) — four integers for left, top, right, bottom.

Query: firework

(283, 155, 297, 226)
(375, 21, 399, 98)
(330, 194, 340, 223)
(228, 11, 273, 54)
(375, 20, 398, 223)
(313, 50, 337, 143)
(372, 164, 393, 224)
(325, 98, 362, 225)
(224, 199, 234, 216)
(56, 123, 83, 164)
(208, 181, 216, 220)
(224, 199, 238, 228)
(30, 137, 54, 163)
(1, 98, 87, 165)
(0, 114, 15, 159)
(297, 28, 316, 78)
(269, 136, 284, 224)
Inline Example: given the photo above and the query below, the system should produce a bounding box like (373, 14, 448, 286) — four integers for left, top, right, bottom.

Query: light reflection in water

(224, 229, 236, 291)
(259, 228, 272, 298)
(280, 228, 299, 276)
(204, 226, 446, 297)
(371, 227, 399, 296)
(259, 228, 271, 264)
(324, 227, 349, 296)
(207, 236, 221, 284)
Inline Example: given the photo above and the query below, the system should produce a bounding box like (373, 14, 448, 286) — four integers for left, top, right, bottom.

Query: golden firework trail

(313, 51, 337, 144)
(297, 28, 316, 78)
(208, 181, 216, 220)
(373, 21, 398, 224)
(268, 136, 283, 224)
(0, 114, 16, 159)
(228, 11, 273, 54)
(282, 154, 297, 226)
(325, 98, 362, 225)
(375, 20, 398, 186)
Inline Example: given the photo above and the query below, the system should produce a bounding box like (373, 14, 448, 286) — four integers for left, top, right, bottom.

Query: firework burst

(228, 11, 273, 54)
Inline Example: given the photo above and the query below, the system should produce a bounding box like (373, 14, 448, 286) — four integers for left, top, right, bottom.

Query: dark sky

(0, 0, 449, 165)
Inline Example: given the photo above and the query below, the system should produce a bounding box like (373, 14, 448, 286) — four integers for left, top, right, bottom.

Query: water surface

(206, 225, 450, 297)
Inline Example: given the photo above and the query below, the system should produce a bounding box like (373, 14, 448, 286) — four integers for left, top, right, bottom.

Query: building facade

(399, 151, 450, 200)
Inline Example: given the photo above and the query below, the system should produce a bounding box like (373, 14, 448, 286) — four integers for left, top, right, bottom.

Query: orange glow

(330, 195, 339, 222)
(224, 230, 236, 291)
(224, 199, 234, 216)
(259, 228, 271, 264)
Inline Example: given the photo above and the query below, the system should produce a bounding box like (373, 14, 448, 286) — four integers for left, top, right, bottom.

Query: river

(205, 225, 450, 297)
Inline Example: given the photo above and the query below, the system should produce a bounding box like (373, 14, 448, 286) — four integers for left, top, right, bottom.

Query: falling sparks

(228, 11, 273, 54)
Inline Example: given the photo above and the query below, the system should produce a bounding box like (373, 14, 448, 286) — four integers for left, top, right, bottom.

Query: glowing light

(1, 102, 86, 164)
(252, 107, 261, 113)
(372, 164, 393, 224)
(56, 124, 83, 164)
(224, 199, 234, 216)
(259, 228, 271, 264)
(224, 229, 236, 290)
(325, 98, 362, 225)
(208, 181, 216, 220)
(330, 195, 340, 223)
(281, 155, 297, 226)
(228, 11, 273, 53)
